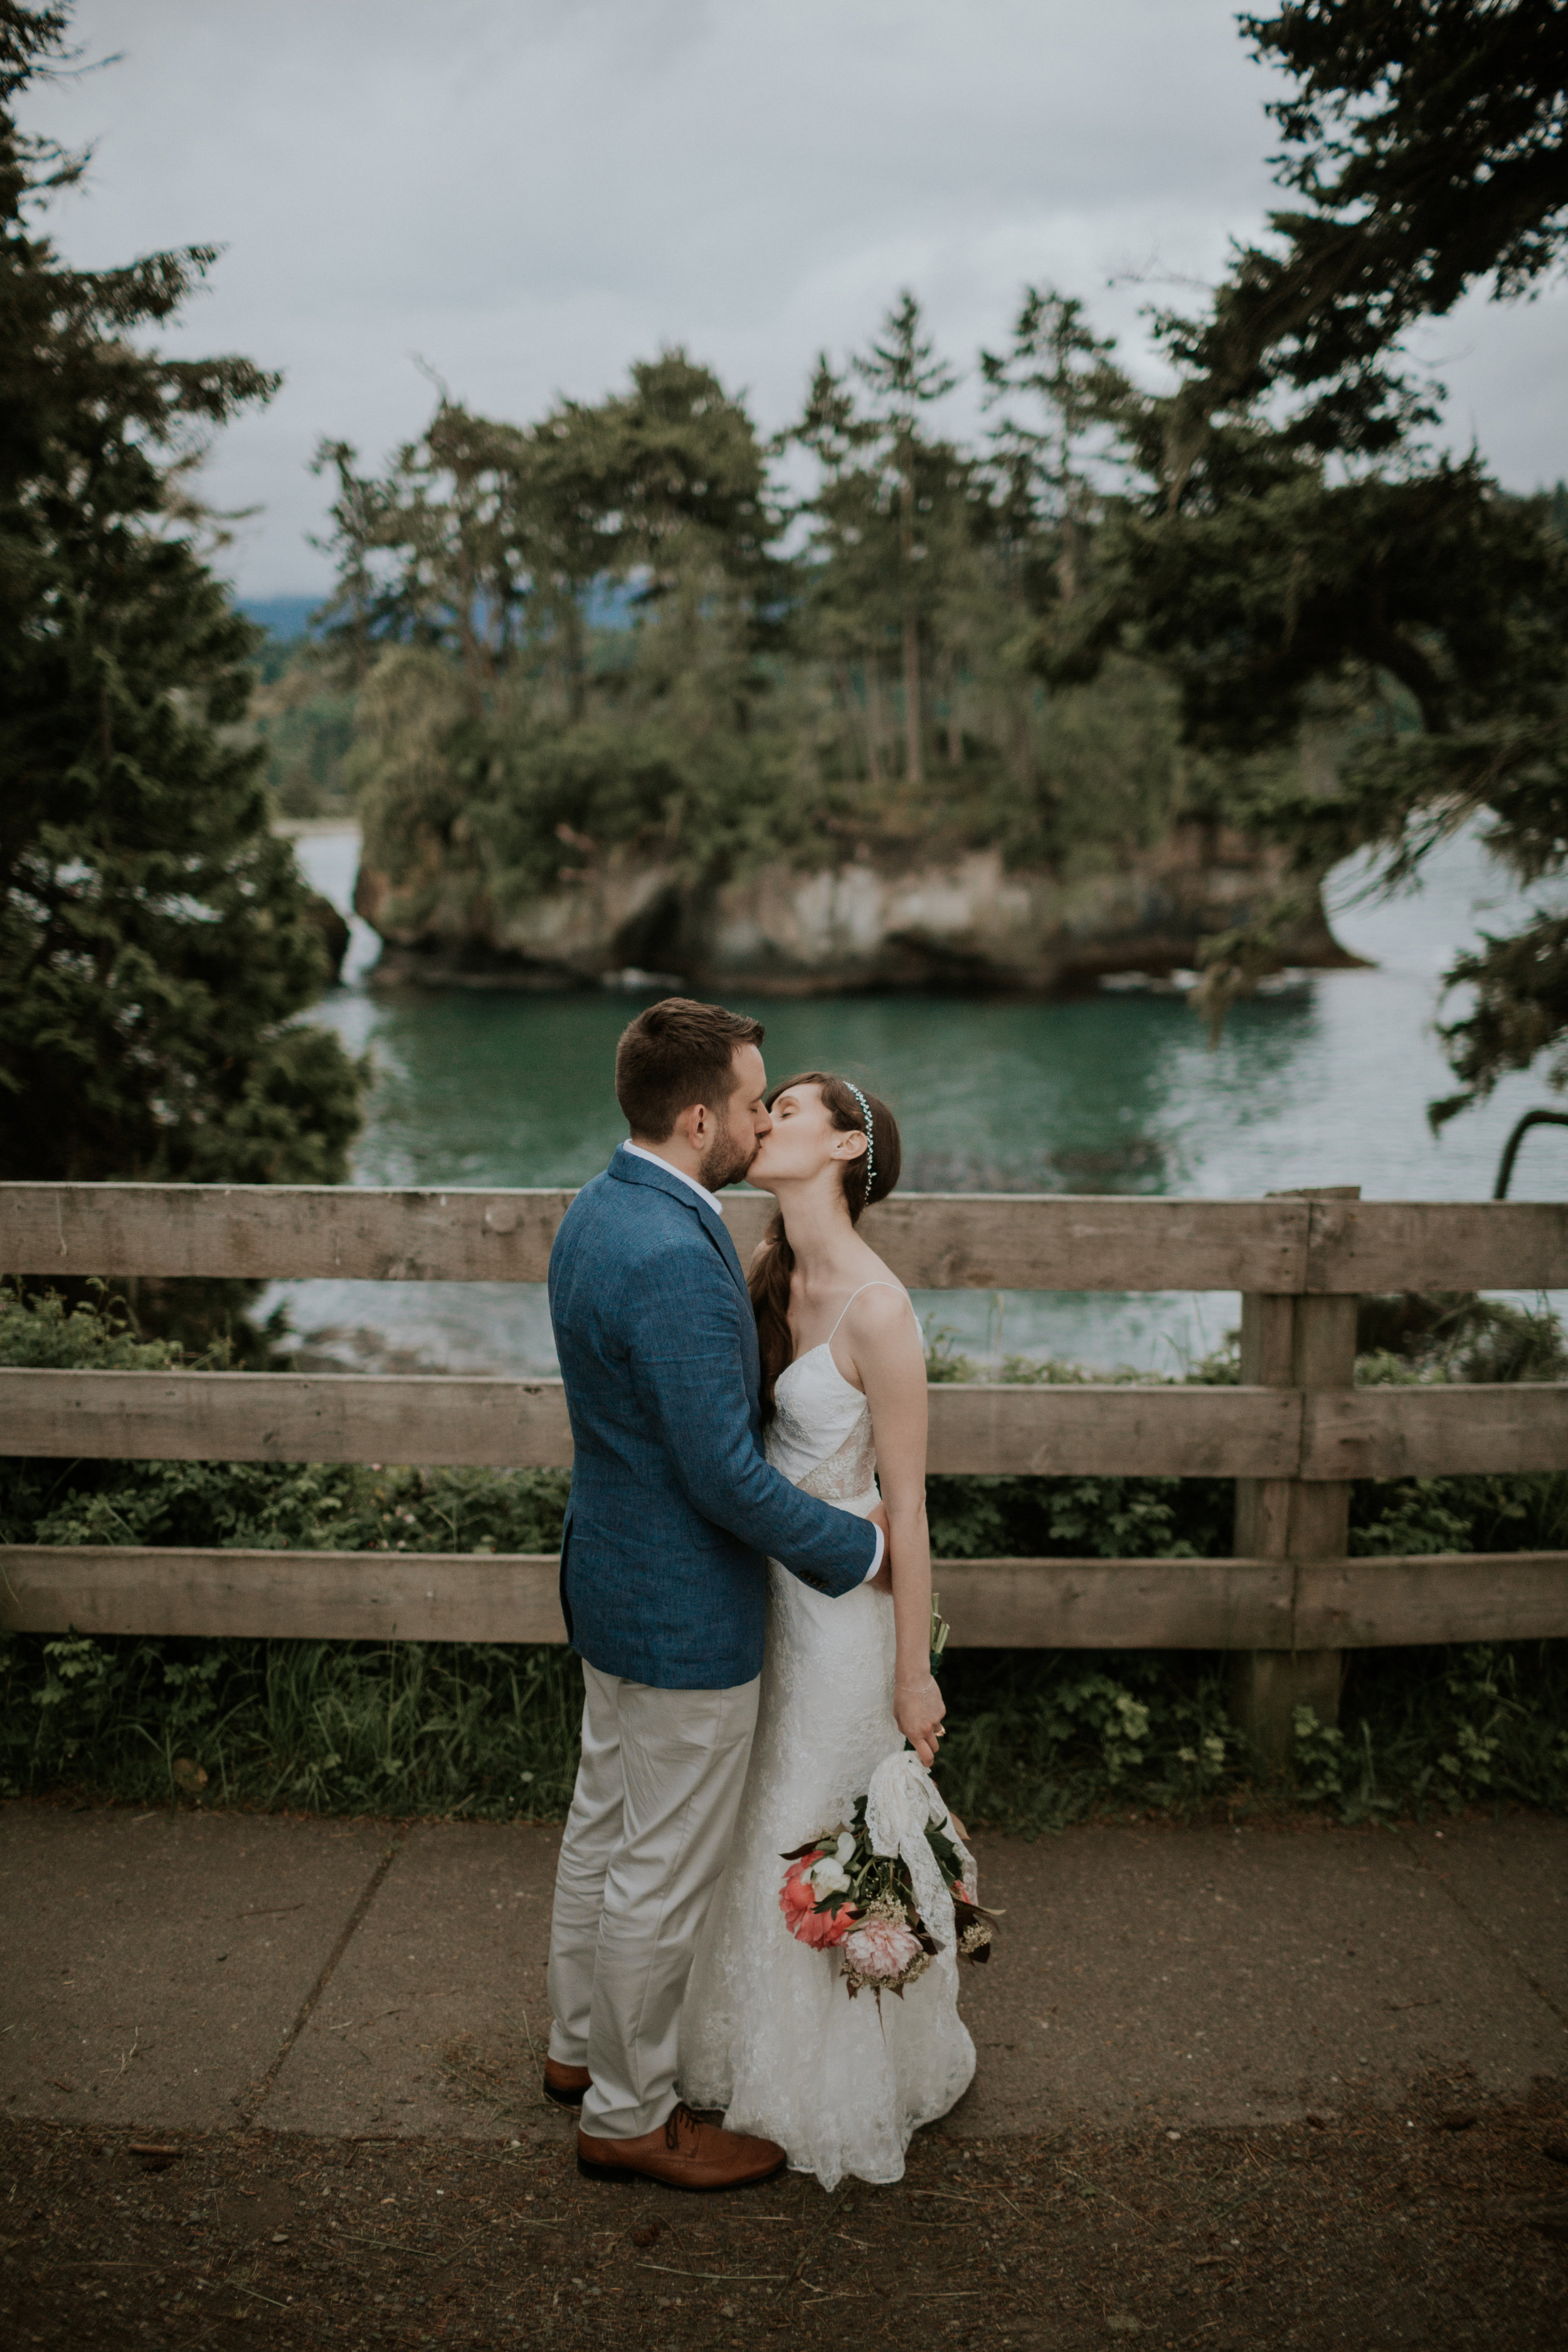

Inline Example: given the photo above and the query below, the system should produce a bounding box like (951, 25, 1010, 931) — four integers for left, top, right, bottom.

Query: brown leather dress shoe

(576, 2101, 785, 2191)
(543, 2057, 592, 2109)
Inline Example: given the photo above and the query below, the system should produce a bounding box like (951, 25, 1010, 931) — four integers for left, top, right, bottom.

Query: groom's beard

(697, 1130, 758, 1192)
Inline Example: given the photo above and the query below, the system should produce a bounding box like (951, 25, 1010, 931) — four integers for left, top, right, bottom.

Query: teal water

(273, 828, 1568, 1375)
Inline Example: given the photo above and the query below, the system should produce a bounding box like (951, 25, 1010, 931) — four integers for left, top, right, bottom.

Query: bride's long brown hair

(748, 1072, 902, 1421)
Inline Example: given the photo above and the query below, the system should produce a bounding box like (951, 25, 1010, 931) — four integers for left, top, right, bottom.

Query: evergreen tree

(335, 322, 1210, 910)
(517, 395, 623, 721)
(346, 351, 812, 931)
(1051, 1, 1568, 1120)
(849, 294, 960, 787)
(792, 300, 990, 790)
(792, 354, 904, 785)
(980, 287, 1125, 623)
(0, 2, 366, 1187)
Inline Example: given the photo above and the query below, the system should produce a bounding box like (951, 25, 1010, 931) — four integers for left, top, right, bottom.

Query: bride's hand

(896, 1673, 946, 1768)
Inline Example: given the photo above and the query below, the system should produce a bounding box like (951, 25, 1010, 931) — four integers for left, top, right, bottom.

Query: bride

(679, 1071, 976, 2188)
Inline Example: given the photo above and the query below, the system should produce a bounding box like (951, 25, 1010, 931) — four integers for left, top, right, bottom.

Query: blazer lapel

(696, 1196, 752, 1304)
(607, 1146, 754, 1313)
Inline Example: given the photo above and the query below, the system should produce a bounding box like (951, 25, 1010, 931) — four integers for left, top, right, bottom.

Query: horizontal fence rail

(3, 1545, 1566, 1652)
(4, 1183, 1567, 1725)
(3, 1367, 1565, 1480)
(6, 1182, 1568, 1293)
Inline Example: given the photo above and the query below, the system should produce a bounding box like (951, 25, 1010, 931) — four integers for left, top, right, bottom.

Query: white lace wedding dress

(679, 1308, 977, 2189)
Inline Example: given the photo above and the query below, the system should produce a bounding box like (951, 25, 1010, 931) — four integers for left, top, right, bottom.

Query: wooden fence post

(1229, 1186, 1360, 1767)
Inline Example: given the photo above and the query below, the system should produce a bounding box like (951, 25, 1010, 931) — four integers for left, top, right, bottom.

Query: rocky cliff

(354, 822, 1357, 995)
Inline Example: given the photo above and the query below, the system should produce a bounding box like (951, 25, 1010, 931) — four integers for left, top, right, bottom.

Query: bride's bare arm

(844, 1287, 945, 1768)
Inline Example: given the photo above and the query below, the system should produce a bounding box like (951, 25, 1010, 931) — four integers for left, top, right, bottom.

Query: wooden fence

(4, 1179, 1567, 1757)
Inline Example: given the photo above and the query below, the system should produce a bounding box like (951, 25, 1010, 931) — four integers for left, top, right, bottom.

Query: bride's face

(746, 1084, 866, 1194)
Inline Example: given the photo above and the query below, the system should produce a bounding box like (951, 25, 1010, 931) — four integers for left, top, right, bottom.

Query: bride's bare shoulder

(842, 1266, 920, 1345)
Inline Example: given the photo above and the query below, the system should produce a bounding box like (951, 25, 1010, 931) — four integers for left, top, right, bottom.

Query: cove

(268, 827, 1568, 1379)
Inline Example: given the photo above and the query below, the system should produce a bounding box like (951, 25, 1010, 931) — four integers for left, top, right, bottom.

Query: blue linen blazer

(548, 1144, 878, 1688)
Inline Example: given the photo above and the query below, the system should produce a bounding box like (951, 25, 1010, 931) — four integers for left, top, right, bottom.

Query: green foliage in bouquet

(780, 1794, 993, 2001)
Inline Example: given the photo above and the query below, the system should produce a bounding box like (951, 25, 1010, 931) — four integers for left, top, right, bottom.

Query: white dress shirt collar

(621, 1139, 725, 1216)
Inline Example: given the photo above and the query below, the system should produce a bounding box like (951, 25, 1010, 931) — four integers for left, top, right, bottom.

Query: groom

(543, 997, 886, 2190)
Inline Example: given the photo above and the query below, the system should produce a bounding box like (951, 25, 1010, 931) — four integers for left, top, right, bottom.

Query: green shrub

(931, 1638, 1568, 1833)
(3, 1282, 1564, 1826)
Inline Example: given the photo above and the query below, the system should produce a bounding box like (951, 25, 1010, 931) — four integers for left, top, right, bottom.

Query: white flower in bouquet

(842, 1915, 923, 1981)
(807, 1855, 851, 1898)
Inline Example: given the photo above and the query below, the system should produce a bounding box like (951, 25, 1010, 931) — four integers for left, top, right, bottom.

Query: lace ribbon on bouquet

(865, 1751, 977, 1979)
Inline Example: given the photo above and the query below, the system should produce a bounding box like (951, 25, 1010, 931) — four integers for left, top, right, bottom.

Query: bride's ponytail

(747, 1071, 901, 1421)
(750, 1212, 797, 1423)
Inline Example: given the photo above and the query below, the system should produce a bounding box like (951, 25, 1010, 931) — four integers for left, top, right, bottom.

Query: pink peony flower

(780, 1854, 854, 1948)
(843, 1915, 923, 1980)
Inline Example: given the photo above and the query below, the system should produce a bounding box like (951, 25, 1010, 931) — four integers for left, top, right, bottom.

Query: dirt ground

(4, 2081, 1567, 2352)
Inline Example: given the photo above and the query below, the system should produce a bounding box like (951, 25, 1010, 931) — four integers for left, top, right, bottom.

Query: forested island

(10, 0, 1568, 1199)
(275, 308, 1363, 994)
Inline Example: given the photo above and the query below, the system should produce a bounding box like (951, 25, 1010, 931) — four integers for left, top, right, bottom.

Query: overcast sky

(26, 0, 1568, 598)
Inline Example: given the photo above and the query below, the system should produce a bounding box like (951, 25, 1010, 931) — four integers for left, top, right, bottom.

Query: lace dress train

(679, 1331, 975, 2189)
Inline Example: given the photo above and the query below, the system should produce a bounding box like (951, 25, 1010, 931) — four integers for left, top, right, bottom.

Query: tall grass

(8, 1629, 584, 1819)
(8, 1624, 1565, 1828)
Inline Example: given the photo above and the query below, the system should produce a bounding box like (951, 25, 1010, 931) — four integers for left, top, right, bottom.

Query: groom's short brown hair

(615, 997, 765, 1140)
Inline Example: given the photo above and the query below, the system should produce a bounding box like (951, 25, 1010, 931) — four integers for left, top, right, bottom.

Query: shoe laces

(664, 2102, 701, 2153)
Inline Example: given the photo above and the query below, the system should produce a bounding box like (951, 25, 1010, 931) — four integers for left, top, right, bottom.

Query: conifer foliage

(0, 3, 364, 1182)
(1051, 1, 1568, 1119)
(300, 3, 1567, 1126)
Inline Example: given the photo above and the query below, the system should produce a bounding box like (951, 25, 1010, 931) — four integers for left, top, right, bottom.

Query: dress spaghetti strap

(825, 1279, 918, 1345)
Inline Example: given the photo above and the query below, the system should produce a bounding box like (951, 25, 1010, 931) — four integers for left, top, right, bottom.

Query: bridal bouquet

(779, 1751, 998, 2002)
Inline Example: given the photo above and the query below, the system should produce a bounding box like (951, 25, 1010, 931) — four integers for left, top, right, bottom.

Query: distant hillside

(238, 593, 319, 642)
(237, 585, 633, 645)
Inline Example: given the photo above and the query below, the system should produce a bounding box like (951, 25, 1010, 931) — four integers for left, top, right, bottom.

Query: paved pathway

(3, 1801, 1563, 2144)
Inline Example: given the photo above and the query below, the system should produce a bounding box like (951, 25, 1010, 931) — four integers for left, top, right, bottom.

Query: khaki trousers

(546, 1661, 760, 2141)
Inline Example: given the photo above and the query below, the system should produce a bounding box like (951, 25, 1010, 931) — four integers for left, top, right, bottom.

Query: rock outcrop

(354, 822, 1357, 995)
(301, 890, 351, 983)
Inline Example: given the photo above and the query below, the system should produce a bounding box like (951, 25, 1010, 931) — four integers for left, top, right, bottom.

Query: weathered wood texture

(1229, 1197, 1360, 1754)
(1300, 1384, 1568, 1478)
(1293, 1554, 1568, 1648)
(7, 1184, 1566, 1293)
(931, 1557, 1293, 1648)
(0, 1369, 1306, 1476)
(1, 1183, 577, 1285)
(0, 1370, 576, 1469)
(6, 1367, 1565, 1479)
(1233, 1291, 1300, 1560)
(852, 1195, 1310, 1292)
(922, 1384, 1301, 1476)
(1303, 1197, 1568, 1296)
(5, 1546, 1565, 1649)
(6, 1367, 1563, 1478)
(0, 1547, 568, 1644)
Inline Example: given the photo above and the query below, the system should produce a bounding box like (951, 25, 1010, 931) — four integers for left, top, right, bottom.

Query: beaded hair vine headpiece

(843, 1083, 876, 1197)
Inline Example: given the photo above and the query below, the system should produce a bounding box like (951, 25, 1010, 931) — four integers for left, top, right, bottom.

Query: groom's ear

(674, 1098, 709, 1147)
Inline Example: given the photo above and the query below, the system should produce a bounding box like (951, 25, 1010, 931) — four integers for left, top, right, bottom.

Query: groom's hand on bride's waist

(867, 1501, 893, 1593)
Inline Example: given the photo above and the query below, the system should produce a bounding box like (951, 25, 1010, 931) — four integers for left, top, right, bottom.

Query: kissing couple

(543, 997, 977, 2193)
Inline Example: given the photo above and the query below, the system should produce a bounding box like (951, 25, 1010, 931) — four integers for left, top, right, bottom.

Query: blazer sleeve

(626, 1244, 877, 1599)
